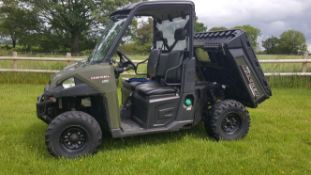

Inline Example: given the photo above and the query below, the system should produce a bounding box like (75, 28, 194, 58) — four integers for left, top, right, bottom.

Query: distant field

(0, 55, 146, 70)
(0, 84, 310, 174)
(0, 54, 310, 87)
(257, 54, 311, 73)
(0, 54, 307, 71)
(257, 54, 303, 60)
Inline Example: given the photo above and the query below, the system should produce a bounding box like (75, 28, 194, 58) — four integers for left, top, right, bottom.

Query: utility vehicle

(36, 1, 271, 158)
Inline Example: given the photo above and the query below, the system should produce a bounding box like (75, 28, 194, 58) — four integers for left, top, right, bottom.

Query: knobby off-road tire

(45, 111, 102, 158)
(205, 100, 250, 140)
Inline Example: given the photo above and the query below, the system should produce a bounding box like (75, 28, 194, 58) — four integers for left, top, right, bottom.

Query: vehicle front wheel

(45, 111, 102, 158)
(205, 100, 250, 140)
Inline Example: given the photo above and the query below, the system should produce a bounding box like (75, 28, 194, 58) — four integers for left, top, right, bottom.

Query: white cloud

(191, 0, 311, 52)
(194, 0, 309, 24)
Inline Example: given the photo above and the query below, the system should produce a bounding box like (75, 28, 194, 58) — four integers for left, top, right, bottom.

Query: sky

(191, 0, 311, 52)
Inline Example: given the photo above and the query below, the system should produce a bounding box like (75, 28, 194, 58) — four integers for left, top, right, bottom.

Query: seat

(128, 28, 186, 97)
(135, 81, 177, 96)
(122, 30, 168, 90)
(134, 50, 183, 96)
(122, 49, 161, 90)
(130, 28, 188, 128)
(123, 78, 148, 91)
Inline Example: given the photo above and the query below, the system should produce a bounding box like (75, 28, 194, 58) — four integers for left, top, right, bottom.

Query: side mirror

(174, 28, 187, 41)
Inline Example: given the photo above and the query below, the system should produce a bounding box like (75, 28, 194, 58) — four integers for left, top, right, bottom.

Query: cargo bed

(194, 29, 272, 107)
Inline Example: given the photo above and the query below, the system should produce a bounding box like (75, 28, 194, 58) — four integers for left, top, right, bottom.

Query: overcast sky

(191, 0, 311, 51)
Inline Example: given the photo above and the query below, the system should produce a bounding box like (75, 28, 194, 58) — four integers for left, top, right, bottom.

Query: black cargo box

(194, 29, 272, 107)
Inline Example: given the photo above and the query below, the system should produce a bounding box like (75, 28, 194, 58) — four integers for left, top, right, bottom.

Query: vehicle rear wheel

(205, 100, 250, 140)
(45, 111, 102, 158)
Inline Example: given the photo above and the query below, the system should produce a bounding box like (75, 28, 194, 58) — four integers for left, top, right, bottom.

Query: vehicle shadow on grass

(23, 122, 212, 158)
(99, 124, 212, 152)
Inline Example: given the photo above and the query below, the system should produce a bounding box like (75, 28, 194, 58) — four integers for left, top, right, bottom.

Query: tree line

(0, 0, 140, 55)
(209, 26, 308, 55)
(262, 30, 307, 55)
(0, 0, 308, 55)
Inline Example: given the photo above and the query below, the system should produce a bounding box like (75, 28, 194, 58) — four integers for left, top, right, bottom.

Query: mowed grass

(0, 84, 310, 174)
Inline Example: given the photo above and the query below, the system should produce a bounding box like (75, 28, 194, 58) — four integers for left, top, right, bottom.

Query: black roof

(110, 1, 195, 17)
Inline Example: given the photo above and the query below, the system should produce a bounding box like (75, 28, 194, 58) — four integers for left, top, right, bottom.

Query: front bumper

(36, 93, 57, 123)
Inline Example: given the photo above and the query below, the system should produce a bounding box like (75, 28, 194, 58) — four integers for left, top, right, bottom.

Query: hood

(50, 60, 89, 87)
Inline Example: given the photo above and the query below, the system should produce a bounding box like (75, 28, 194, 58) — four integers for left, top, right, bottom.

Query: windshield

(88, 17, 127, 63)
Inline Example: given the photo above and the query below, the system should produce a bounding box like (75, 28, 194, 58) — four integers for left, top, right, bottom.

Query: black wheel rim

(60, 126, 88, 151)
(221, 113, 242, 135)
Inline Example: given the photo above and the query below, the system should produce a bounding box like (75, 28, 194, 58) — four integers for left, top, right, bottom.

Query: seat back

(155, 28, 187, 84)
(156, 51, 183, 84)
(145, 30, 168, 78)
(146, 49, 161, 78)
(147, 29, 186, 83)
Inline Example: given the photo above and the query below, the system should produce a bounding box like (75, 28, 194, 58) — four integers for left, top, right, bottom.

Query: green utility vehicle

(37, 1, 271, 158)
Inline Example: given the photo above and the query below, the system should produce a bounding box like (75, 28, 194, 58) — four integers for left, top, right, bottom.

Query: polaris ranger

(36, 1, 271, 158)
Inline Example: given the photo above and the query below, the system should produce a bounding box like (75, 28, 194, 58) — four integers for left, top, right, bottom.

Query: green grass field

(0, 84, 310, 174)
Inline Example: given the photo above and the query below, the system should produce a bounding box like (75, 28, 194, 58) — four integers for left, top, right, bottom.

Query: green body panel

(50, 62, 121, 129)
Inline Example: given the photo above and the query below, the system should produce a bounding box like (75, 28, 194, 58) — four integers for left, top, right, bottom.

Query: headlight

(62, 78, 75, 89)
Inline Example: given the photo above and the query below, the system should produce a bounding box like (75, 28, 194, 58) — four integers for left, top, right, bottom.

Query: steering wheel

(116, 50, 137, 72)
